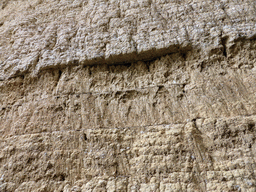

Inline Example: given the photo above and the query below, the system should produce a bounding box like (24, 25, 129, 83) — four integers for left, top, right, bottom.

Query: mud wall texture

(1, 0, 256, 191)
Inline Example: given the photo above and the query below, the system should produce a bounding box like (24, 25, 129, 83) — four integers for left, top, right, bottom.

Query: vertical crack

(221, 36, 228, 58)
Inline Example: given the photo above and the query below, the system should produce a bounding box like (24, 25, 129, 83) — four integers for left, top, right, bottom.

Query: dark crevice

(121, 63, 132, 68)
(181, 52, 187, 60)
(221, 36, 228, 57)
(60, 174, 66, 181)
(83, 133, 87, 141)
(73, 59, 79, 65)
(248, 123, 255, 132)
(53, 173, 66, 181)
(58, 70, 62, 79)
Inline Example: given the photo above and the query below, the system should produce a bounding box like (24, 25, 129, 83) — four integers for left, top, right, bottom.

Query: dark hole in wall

(248, 123, 255, 132)
(84, 133, 87, 141)
(53, 173, 66, 181)
(60, 174, 66, 181)
(221, 37, 228, 57)
(181, 52, 187, 60)
(73, 59, 79, 65)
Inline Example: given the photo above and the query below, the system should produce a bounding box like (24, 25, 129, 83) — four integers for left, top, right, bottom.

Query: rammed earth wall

(0, 0, 256, 191)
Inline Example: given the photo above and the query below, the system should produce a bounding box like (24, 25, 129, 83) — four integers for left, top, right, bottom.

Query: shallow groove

(1, 122, 184, 140)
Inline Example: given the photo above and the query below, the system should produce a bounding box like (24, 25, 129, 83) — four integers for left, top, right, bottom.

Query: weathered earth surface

(1, 0, 256, 191)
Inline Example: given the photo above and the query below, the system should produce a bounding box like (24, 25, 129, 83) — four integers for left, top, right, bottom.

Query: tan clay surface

(1, 0, 256, 191)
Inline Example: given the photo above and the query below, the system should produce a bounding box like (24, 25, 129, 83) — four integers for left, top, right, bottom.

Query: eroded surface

(0, 0, 256, 79)
(1, 0, 256, 191)
(1, 46, 256, 191)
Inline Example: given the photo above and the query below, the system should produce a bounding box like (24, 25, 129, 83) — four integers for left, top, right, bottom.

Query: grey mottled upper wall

(0, 0, 255, 79)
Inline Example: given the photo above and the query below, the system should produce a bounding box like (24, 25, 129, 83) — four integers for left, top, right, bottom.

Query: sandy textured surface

(1, 0, 256, 191)
(0, 0, 256, 79)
